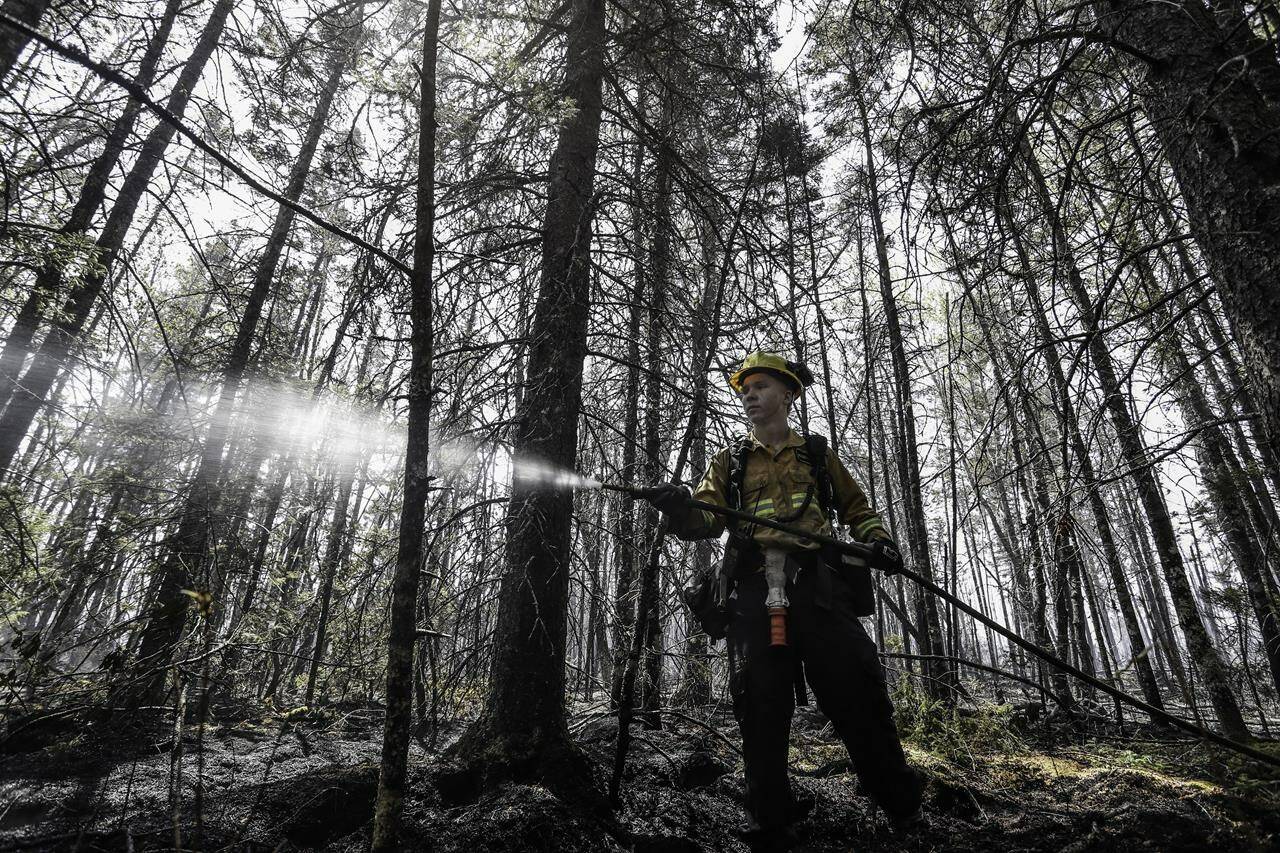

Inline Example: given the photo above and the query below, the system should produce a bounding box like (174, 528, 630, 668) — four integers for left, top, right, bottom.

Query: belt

(733, 548, 834, 610)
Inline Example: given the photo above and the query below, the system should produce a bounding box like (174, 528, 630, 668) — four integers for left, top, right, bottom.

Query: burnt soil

(1, 697, 1277, 852)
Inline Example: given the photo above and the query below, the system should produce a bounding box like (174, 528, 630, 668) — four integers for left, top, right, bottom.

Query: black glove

(870, 538, 904, 575)
(646, 482, 691, 517)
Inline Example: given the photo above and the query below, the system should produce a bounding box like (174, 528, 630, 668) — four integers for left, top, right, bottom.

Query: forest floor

(2, 690, 1278, 852)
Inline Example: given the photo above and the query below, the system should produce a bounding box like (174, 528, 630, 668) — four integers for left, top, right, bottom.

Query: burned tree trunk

(446, 0, 607, 794)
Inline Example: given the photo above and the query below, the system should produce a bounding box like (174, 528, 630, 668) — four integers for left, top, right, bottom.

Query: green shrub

(892, 680, 1023, 767)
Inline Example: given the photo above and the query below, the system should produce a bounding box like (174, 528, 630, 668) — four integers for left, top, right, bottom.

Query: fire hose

(601, 481, 1280, 770)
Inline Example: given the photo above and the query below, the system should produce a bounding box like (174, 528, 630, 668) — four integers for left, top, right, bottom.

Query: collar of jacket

(744, 427, 805, 453)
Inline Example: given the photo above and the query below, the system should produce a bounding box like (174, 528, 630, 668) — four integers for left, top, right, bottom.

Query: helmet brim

(730, 366, 802, 393)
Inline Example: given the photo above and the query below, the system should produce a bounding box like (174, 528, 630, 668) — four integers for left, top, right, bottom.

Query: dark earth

(2, 692, 1278, 852)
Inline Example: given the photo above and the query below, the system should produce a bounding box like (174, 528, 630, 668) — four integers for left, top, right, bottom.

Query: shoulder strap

(805, 434, 836, 523)
(724, 436, 757, 538)
(726, 435, 752, 511)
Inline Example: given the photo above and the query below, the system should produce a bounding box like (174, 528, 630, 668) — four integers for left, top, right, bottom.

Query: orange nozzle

(769, 607, 787, 646)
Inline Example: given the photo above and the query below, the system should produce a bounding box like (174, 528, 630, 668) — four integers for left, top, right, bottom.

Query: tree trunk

(0, 0, 49, 89)
(445, 0, 606, 795)
(608, 138, 645, 711)
(967, 290, 1062, 700)
(261, 504, 318, 700)
(0, 0, 182, 413)
(1062, 273, 1249, 735)
(995, 214, 1162, 713)
(673, 195, 723, 709)
(305, 455, 357, 704)
(584, 495, 610, 697)
(855, 93, 953, 700)
(369, 0, 438, 845)
(1122, 491, 1201, 719)
(1009, 126, 1250, 736)
(1102, 0, 1280, 470)
(637, 92, 673, 728)
(1145, 286, 1280, 696)
(1129, 125, 1280, 508)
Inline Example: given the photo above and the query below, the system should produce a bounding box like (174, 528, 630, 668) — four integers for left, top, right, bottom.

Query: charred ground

(2, 693, 1276, 852)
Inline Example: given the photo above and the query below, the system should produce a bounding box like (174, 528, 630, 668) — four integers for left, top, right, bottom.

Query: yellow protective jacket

(673, 428, 891, 550)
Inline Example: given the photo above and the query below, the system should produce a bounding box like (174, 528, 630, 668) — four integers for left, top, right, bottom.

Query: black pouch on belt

(681, 566, 729, 642)
(822, 542, 875, 617)
(681, 534, 761, 641)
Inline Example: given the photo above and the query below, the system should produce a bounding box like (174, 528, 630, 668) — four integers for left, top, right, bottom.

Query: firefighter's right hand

(646, 482, 691, 516)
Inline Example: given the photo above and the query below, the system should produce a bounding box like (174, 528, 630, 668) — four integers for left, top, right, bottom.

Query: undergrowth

(891, 681, 1024, 768)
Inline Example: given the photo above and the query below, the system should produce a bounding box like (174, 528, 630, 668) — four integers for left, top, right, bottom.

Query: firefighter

(647, 351, 923, 852)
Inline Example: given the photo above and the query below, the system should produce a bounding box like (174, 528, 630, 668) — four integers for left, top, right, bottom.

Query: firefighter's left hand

(870, 538, 904, 575)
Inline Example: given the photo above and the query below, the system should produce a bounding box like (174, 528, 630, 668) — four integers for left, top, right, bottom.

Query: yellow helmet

(729, 351, 815, 393)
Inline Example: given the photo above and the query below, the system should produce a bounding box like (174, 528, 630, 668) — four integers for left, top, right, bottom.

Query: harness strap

(802, 434, 840, 612)
(726, 433, 838, 705)
(728, 433, 837, 532)
(802, 434, 836, 522)
(726, 436, 754, 536)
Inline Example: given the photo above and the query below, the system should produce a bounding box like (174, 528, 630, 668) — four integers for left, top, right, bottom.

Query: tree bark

(446, 0, 606, 794)
(1102, 0, 1280, 471)
(584, 495, 610, 697)
(370, 0, 438, 845)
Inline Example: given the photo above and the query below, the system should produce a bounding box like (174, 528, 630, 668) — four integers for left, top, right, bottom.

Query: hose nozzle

(599, 481, 658, 501)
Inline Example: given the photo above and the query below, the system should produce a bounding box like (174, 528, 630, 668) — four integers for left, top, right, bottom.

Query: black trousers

(728, 561, 921, 831)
